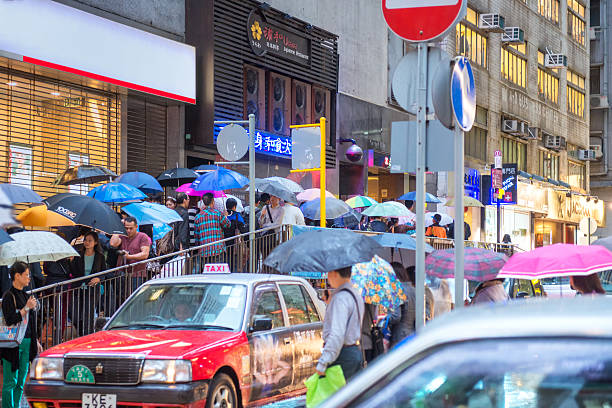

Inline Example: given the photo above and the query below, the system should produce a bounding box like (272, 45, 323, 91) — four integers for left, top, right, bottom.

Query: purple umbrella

(426, 247, 508, 282)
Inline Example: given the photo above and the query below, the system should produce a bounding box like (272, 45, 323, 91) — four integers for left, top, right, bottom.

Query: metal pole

(415, 43, 428, 330)
(497, 199, 501, 243)
(248, 114, 256, 272)
(320, 117, 327, 227)
(454, 124, 465, 309)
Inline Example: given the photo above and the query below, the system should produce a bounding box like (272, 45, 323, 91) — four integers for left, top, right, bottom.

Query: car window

(352, 339, 612, 408)
(514, 279, 535, 297)
(279, 284, 312, 326)
(301, 286, 321, 322)
(252, 290, 284, 329)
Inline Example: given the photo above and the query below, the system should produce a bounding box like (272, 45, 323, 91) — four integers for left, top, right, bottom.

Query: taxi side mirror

(95, 317, 109, 332)
(251, 317, 273, 332)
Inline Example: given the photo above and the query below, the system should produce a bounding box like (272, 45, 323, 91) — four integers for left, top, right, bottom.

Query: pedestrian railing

(426, 237, 520, 255)
(31, 224, 292, 349)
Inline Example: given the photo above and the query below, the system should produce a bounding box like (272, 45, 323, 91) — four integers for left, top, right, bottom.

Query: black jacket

(447, 222, 472, 241)
(70, 250, 107, 283)
(174, 206, 190, 251)
(43, 259, 71, 286)
(0, 286, 38, 371)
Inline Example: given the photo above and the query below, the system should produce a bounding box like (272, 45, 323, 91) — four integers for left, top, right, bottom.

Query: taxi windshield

(106, 283, 247, 331)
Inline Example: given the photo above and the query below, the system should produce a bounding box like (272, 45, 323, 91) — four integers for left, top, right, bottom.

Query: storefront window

(568, 160, 586, 190)
(534, 219, 564, 247)
(502, 208, 531, 251)
(0, 64, 120, 199)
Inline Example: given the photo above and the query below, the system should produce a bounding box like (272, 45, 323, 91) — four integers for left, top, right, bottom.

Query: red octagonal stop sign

(382, 0, 466, 42)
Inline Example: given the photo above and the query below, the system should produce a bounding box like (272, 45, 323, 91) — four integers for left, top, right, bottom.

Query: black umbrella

(264, 228, 382, 274)
(593, 236, 612, 253)
(333, 209, 362, 228)
(256, 179, 298, 205)
(55, 165, 117, 186)
(157, 167, 199, 187)
(44, 193, 126, 235)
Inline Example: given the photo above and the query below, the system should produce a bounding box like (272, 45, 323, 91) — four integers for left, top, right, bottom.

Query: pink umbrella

(296, 188, 335, 202)
(175, 183, 226, 198)
(498, 244, 612, 279)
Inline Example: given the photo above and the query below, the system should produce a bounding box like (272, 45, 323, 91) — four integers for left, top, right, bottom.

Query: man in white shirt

(281, 202, 305, 225)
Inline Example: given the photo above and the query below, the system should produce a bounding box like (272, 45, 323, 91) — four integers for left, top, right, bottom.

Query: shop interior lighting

(50, 92, 60, 96)
(6, 82, 17, 86)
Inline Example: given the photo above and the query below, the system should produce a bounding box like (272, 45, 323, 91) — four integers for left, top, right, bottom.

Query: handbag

(305, 365, 346, 408)
(0, 292, 29, 348)
(367, 307, 385, 359)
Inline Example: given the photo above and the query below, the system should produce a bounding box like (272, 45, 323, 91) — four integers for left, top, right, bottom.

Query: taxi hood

(43, 329, 245, 359)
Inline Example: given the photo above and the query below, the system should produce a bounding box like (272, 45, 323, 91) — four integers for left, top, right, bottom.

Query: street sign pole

(454, 124, 465, 309)
(248, 114, 256, 273)
(415, 43, 428, 330)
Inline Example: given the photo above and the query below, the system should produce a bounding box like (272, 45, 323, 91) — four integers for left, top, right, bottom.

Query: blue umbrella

(153, 223, 173, 241)
(192, 165, 219, 173)
(374, 233, 434, 253)
(87, 182, 147, 203)
(190, 168, 249, 191)
(122, 202, 182, 225)
(397, 191, 442, 203)
(115, 172, 163, 194)
(0, 184, 42, 204)
(0, 230, 14, 245)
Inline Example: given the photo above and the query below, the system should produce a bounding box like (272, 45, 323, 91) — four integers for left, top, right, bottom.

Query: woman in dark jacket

(70, 231, 106, 336)
(1, 261, 41, 408)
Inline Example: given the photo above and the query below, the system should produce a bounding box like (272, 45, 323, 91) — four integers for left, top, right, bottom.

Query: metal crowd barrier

(32, 224, 291, 349)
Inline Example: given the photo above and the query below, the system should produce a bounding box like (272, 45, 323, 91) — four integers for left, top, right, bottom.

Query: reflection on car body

(26, 274, 324, 408)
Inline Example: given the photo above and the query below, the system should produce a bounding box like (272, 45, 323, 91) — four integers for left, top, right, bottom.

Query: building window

(537, 51, 559, 104)
(568, 160, 586, 190)
(591, 0, 601, 27)
(501, 45, 527, 89)
(456, 7, 488, 68)
(538, 150, 559, 180)
(465, 106, 488, 161)
(501, 136, 527, 171)
(538, 0, 560, 24)
(591, 68, 601, 95)
(567, 0, 586, 46)
(567, 70, 586, 118)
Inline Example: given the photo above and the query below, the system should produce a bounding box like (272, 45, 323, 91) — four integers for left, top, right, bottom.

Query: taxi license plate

(82, 393, 117, 408)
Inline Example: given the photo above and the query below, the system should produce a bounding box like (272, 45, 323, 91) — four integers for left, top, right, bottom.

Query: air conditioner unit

(525, 126, 539, 140)
(502, 119, 519, 133)
(591, 95, 609, 109)
(479, 13, 506, 32)
(590, 26, 600, 41)
(544, 134, 567, 150)
(577, 149, 597, 161)
(545, 54, 568, 68)
(515, 121, 529, 137)
(591, 144, 603, 158)
(502, 27, 525, 43)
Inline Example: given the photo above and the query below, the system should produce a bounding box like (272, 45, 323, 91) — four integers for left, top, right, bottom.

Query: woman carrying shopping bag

(0, 261, 42, 408)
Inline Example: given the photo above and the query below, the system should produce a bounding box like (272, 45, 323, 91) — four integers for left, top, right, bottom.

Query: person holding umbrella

(570, 274, 606, 295)
(173, 193, 191, 252)
(1, 261, 42, 408)
(471, 279, 509, 304)
(315, 265, 364, 381)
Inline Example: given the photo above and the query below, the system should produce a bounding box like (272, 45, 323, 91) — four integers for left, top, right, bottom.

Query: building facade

(442, 0, 599, 249)
(0, 0, 194, 200)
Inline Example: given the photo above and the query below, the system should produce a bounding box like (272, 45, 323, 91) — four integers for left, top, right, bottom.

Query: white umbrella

(264, 177, 304, 193)
(214, 194, 244, 212)
(424, 212, 454, 227)
(0, 231, 78, 266)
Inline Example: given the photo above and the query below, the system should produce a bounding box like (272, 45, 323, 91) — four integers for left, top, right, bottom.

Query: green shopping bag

(305, 365, 347, 408)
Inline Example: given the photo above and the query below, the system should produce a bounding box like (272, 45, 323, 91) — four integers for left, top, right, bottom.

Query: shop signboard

(247, 10, 311, 65)
(517, 182, 548, 213)
(547, 190, 605, 227)
(9, 144, 32, 189)
(464, 168, 480, 200)
(491, 168, 502, 190)
(254, 130, 292, 158)
(483, 163, 517, 205)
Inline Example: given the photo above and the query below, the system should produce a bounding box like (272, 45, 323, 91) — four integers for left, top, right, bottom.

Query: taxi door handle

(284, 337, 292, 345)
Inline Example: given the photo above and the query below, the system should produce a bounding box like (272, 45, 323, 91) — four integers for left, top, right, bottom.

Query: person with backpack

(223, 198, 247, 272)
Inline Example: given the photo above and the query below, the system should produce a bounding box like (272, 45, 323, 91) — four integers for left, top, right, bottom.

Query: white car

(320, 296, 612, 407)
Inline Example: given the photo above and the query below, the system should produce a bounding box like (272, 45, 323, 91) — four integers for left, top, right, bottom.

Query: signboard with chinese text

(483, 164, 517, 205)
(247, 10, 311, 65)
(491, 168, 502, 190)
(464, 168, 480, 201)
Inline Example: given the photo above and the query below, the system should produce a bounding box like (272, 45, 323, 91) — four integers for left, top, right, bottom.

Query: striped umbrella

(426, 248, 508, 282)
(345, 195, 378, 208)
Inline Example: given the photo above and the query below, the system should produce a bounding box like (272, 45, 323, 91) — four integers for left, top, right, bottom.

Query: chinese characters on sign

(490, 164, 518, 205)
(464, 168, 480, 201)
(254, 131, 293, 157)
(247, 10, 311, 65)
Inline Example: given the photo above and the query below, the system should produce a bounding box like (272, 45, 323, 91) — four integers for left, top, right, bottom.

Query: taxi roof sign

(204, 263, 231, 274)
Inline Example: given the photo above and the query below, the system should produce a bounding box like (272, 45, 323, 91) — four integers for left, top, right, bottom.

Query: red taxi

(26, 274, 325, 408)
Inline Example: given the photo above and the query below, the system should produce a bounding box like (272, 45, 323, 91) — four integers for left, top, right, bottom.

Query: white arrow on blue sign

(451, 56, 476, 131)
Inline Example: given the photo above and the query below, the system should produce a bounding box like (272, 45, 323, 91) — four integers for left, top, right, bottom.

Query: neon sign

(254, 131, 292, 157)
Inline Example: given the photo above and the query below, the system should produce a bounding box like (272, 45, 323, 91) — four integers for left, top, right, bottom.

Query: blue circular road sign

(451, 56, 476, 131)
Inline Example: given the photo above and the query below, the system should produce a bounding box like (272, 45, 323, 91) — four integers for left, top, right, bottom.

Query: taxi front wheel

(206, 373, 238, 408)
